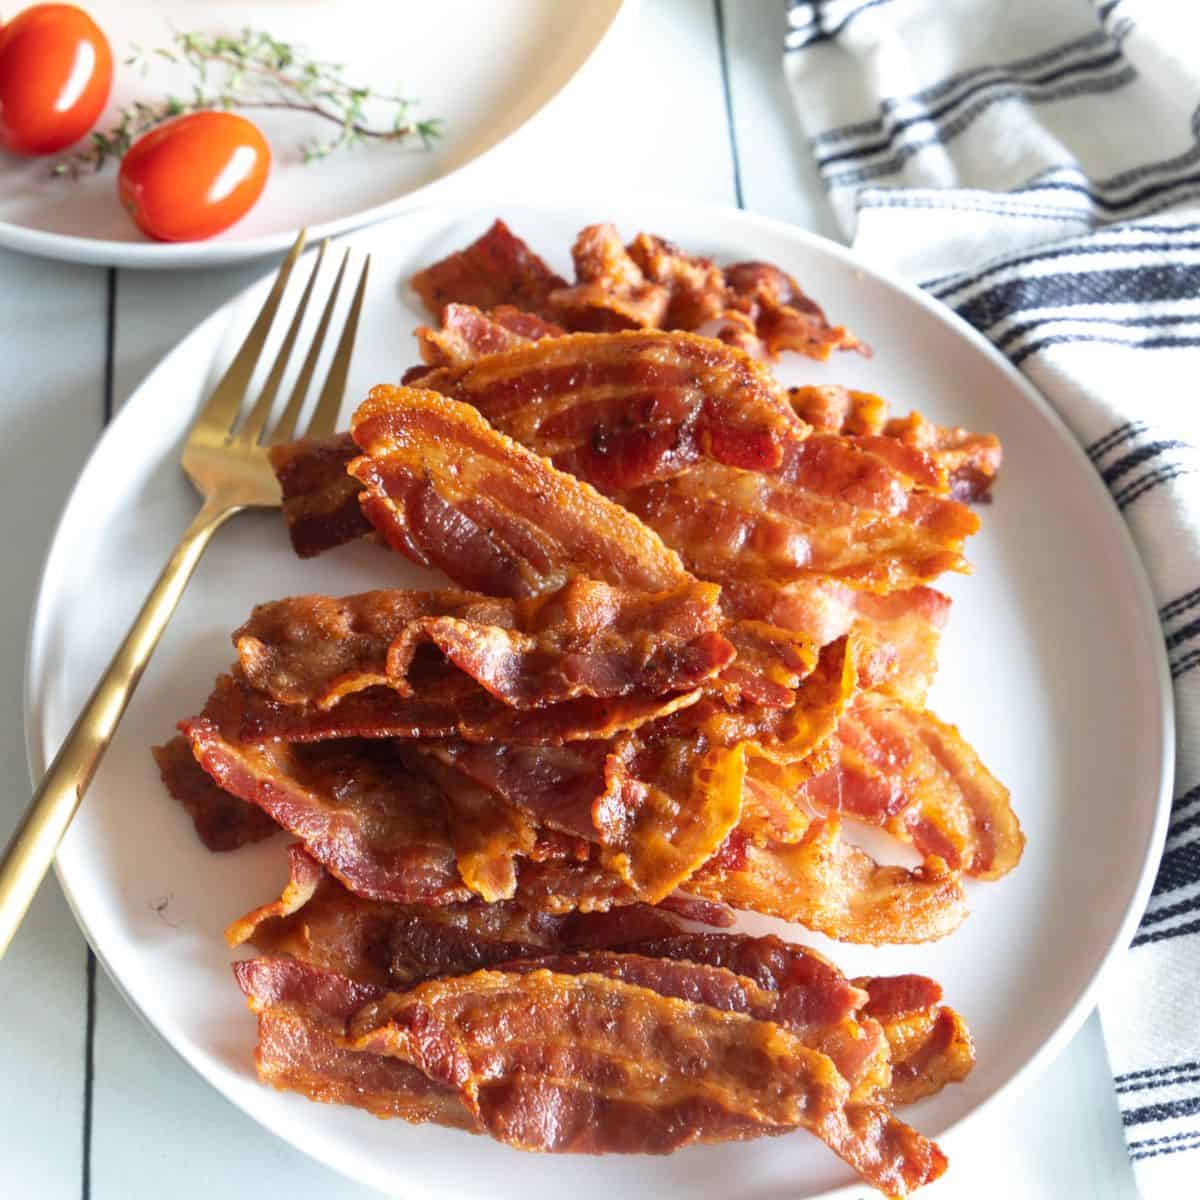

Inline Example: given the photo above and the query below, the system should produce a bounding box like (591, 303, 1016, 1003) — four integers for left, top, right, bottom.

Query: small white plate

(26, 200, 1173, 1199)
(0, 2, 627, 268)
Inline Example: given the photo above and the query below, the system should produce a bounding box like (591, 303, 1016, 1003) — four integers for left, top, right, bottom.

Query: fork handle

(0, 497, 237, 959)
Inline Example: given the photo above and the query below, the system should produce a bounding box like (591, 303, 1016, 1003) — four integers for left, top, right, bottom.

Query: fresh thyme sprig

(52, 27, 442, 178)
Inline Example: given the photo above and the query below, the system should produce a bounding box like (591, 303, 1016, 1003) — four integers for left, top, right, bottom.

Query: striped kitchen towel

(785, 0, 1200, 1191)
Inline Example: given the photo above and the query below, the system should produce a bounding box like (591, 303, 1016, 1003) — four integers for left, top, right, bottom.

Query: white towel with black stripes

(785, 0, 1200, 1192)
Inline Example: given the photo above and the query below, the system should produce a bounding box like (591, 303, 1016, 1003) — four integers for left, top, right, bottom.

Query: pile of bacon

(154, 221, 1021, 1197)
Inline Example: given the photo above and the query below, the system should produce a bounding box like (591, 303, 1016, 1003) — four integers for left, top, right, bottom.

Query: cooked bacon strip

(625, 232, 730, 328)
(790, 385, 889, 436)
(184, 682, 714, 913)
(348, 968, 945, 1193)
(233, 579, 733, 711)
(269, 432, 372, 558)
(414, 302, 565, 369)
(232, 851, 968, 1108)
(412, 222, 867, 362)
(410, 218, 566, 319)
(229, 845, 722, 984)
(424, 732, 746, 904)
(789, 386, 1003, 503)
(797, 693, 1024, 879)
(233, 957, 474, 1128)
(268, 449, 944, 703)
(620, 435, 979, 591)
(347, 388, 825, 707)
(152, 734, 277, 851)
(411, 329, 805, 484)
(858, 975, 976, 1106)
(691, 818, 967, 945)
(395, 339, 976, 588)
(721, 261, 867, 361)
(792, 387, 1003, 503)
(349, 388, 692, 598)
(494, 950, 889, 1103)
(886, 411, 1003, 503)
(183, 679, 473, 904)
(721, 579, 949, 706)
(231, 677, 703, 746)
(184, 678, 627, 909)
(547, 223, 670, 331)
(188, 678, 956, 940)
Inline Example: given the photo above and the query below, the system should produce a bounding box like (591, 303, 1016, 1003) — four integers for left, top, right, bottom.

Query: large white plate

(26, 201, 1173, 1198)
(0, 2, 627, 268)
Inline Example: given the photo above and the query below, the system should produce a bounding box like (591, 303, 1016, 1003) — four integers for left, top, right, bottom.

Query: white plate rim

(23, 197, 1176, 1198)
(0, 1, 631, 271)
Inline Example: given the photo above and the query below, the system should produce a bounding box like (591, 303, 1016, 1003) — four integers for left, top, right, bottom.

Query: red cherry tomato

(0, 4, 113, 156)
(117, 111, 271, 242)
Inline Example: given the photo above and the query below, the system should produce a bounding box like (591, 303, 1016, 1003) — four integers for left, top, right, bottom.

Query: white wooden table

(0, 3, 1140, 1196)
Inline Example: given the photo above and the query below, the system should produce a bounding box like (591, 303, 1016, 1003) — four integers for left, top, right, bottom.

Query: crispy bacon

(415, 303, 565, 369)
(185, 675, 962, 940)
(349, 388, 692, 598)
(389, 339, 976, 590)
(269, 432, 372, 558)
(798, 693, 1024, 879)
(722, 261, 867, 361)
(234, 579, 733, 712)
(348, 968, 944, 1193)
(720, 579, 949, 706)
(790, 386, 1003, 503)
(234, 956, 473, 1127)
(411, 329, 805, 484)
(152, 734, 277, 851)
(625, 232, 730, 328)
(620, 435, 979, 591)
(692, 819, 967, 945)
(410, 219, 566, 320)
(858, 974, 976, 1106)
(228, 844, 711, 985)
(232, 677, 703, 746)
(412, 222, 867, 363)
(790, 385, 889, 436)
(185, 680, 724, 912)
(424, 732, 745, 904)
(184, 680, 473, 904)
(547, 223, 671, 331)
(495, 950, 887, 1102)
(264, 433, 946, 703)
(235, 955, 946, 1192)
(886, 411, 1003, 503)
(232, 851, 968, 1109)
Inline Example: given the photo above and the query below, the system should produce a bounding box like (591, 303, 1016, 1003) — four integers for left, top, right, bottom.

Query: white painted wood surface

(0, 2, 1140, 1197)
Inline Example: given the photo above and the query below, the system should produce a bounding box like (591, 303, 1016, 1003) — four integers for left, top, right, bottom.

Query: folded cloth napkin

(785, 0, 1200, 1190)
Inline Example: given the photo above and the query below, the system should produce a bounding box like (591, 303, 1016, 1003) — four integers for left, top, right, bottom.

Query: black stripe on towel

(811, 31, 1113, 151)
(1087, 421, 1147, 460)
(998, 315, 1200, 359)
(1161, 587, 1200, 623)
(1102, 441, 1192, 487)
(928, 227, 1200, 302)
(822, 66, 1137, 186)
(1122, 1092, 1200, 1127)
(816, 46, 1129, 170)
(1131, 1133, 1200, 1163)
(1117, 1059, 1200, 1085)
(1150, 840, 1200, 898)
(954, 263, 1200, 333)
(1172, 647, 1200, 680)
(1118, 1070, 1200, 1096)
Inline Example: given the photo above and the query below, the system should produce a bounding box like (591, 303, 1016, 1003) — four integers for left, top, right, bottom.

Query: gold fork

(0, 230, 370, 958)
